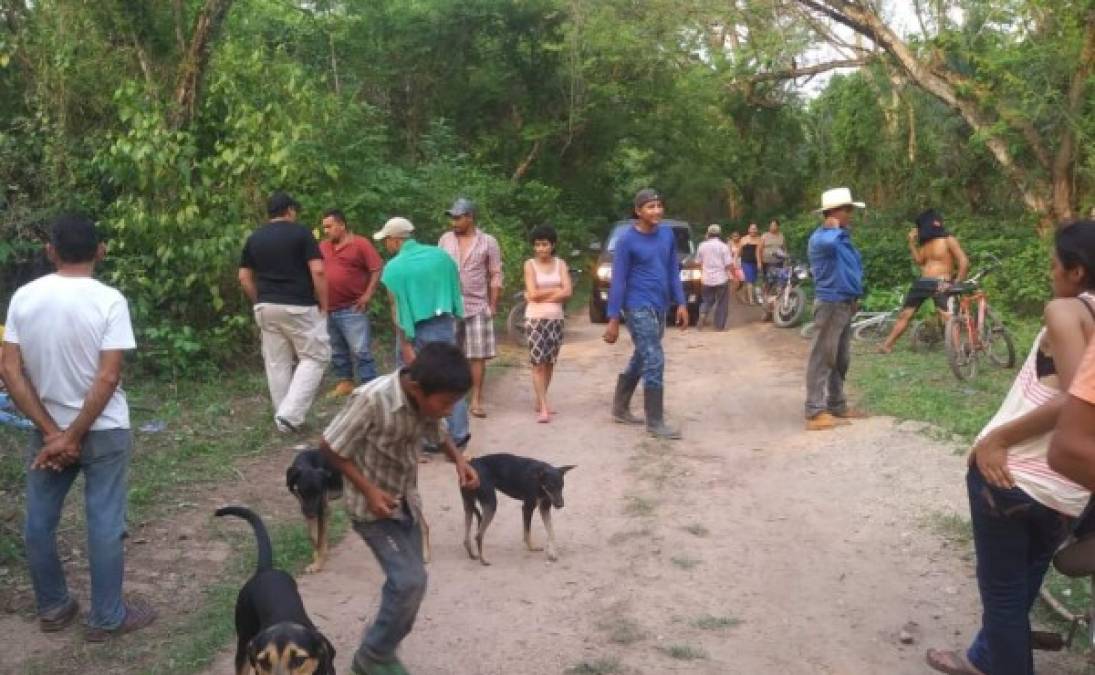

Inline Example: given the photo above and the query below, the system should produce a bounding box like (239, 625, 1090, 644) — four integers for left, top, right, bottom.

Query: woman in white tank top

(523, 225, 572, 423)
(927, 221, 1095, 675)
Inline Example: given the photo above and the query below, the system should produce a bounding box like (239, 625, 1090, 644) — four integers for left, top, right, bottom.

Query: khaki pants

(254, 303, 331, 428)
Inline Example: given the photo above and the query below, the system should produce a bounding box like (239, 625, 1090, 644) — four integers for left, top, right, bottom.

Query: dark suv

(588, 219, 702, 325)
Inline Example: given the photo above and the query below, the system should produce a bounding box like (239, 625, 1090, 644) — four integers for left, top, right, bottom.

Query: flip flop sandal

(925, 648, 986, 675)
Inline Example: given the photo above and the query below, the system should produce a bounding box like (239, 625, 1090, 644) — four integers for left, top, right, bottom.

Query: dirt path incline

(207, 312, 1079, 674)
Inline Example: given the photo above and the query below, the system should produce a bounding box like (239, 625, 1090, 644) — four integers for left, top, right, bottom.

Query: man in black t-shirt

(239, 191, 331, 433)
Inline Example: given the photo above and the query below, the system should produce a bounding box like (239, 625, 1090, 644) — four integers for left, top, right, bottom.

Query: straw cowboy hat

(815, 187, 866, 213)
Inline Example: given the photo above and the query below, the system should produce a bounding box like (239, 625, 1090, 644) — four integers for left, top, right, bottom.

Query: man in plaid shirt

(320, 342, 479, 675)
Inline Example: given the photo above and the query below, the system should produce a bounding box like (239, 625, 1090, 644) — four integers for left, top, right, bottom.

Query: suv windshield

(606, 222, 693, 255)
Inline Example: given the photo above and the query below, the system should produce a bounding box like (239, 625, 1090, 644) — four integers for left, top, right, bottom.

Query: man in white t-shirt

(0, 214, 157, 641)
(694, 224, 734, 330)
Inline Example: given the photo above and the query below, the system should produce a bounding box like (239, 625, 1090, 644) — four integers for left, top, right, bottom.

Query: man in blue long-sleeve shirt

(603, 188, 689, 440)
(805, 187, 868, 430)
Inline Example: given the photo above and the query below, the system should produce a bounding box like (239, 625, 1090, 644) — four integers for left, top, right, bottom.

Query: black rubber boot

(612, 374, 644, 425)
(644, 387, 681, 440)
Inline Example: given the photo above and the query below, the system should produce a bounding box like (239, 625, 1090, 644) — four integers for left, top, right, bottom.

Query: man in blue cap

(603, 188, 689, 440)
(438, 198, 503, 419)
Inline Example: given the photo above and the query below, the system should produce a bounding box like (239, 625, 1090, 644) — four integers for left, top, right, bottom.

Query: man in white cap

(694, 224, 734, 330)
(805, 188, 867, 431)
(374, 217, 471, 449)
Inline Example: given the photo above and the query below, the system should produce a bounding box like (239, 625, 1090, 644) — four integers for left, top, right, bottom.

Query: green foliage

(0, 0, 1085, 371)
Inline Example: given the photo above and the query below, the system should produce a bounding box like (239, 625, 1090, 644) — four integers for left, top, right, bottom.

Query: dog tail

(215, 505, 273, 572)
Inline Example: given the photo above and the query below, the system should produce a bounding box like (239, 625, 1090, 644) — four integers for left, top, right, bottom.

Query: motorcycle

(762, 257, 810, 328)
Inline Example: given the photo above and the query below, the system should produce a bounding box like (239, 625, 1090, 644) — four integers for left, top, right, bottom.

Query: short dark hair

(407, 342, 472, 395)
(769, 219, 780, 227)
(529, 224, 558, 249)
(50, 213, 99, 263)
(267, 191, 301, 218)
(322, 208, 347, 225)
(1056, 220, 1095, 290)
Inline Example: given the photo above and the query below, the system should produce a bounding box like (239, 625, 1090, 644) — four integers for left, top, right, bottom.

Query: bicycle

(941, 257, 1016, 381)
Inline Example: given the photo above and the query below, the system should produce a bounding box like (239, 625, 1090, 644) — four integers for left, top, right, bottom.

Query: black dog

(461, 453, 575, 565)
(286, 448, 343, 573)
(215, 506, 336, 675)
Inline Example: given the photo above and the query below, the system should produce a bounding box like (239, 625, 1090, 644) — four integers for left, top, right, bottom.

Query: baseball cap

(633, 188, 662, 210)
(267, 191, 301, 217)
(445, 198, 476, 218)
(706, 224, 722, 236)
(372, 217, 415, 241)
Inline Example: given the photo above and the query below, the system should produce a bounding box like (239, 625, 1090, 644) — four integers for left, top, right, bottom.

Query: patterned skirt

(526, 318, 564, 365)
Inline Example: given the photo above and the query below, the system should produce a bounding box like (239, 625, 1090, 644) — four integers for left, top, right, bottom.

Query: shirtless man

(879, 209, 968, 353)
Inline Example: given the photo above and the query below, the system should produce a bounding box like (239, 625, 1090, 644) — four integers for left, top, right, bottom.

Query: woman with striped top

(927, 221, 1095, 675)
(523, 225, 572, 423)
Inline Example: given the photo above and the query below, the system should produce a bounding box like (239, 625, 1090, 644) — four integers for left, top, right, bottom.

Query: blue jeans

(328, 308, 378, 383)
(353, 506, 427, 661)
(621, 307, 666, 389)
(396, 314, 470, 447)
(24, 429, 131, 629)
(965, 466, 1069, 675)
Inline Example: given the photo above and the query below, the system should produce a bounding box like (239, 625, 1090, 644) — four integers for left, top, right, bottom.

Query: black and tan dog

(286, 448, 344, 573)
(461, 453, 575, 565)
(215, 506, 336, 675)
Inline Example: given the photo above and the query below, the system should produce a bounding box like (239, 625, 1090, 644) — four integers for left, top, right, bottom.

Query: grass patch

(847, 318, 1038, 442)
(670, 556, 700, 570)
(607, 528, 652, 545)
(658, 644, 707, 661)
(598, 616, 647, 645)
(692, 614, 743, 630)
(682, 523, 709, 537)
(924, 511, 973, 547)
(623, 494, 656, 517)
(565, 658, 623, 675)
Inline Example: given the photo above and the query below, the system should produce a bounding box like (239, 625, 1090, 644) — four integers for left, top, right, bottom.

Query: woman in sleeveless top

(523, 225, 572, 423)
(739, 223, 763, 305)
(927, 222, 1095, 675)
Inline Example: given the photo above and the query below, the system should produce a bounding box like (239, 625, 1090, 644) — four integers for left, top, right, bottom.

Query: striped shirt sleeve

(324, 389, 375, 459)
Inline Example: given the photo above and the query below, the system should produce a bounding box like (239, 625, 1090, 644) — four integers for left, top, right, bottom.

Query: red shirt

(319, 235, 384, 310)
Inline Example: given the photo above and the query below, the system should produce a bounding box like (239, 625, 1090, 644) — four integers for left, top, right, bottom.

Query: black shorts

(903, 278, 947, 311)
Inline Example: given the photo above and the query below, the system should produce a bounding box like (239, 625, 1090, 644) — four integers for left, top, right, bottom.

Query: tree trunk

(170, 0, 234, 130)
(1051, 11, 1095, 224)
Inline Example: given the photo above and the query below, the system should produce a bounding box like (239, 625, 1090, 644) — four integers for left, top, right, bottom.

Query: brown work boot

(84, 600, 157, 643)
(327, 380, 355, 399)
(39, 597, 79, 633)
(832, 407, 868, 419)
(805, 412, 840, 431)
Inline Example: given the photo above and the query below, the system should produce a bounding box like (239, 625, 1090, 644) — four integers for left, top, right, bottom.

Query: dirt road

(205, 307, 1082, 674)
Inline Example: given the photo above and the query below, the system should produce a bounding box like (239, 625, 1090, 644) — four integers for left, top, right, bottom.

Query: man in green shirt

(374, 217, 470, 448)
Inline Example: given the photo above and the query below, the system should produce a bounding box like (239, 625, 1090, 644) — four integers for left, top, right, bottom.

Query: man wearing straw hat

(805, 188, 868, 431)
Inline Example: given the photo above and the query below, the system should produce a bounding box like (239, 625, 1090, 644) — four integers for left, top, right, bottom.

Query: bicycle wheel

(853, 316, 894, 343)
(507, 302, 529, 347)
(983, 309, 1016, 369)
(945, 315, 977, 381)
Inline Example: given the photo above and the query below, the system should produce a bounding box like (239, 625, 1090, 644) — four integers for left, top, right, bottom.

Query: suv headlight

(680, 268, 702, 282)
(596, 264, 612, 282)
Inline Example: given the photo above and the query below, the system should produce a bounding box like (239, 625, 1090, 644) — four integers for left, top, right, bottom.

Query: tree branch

(743, 57, 871, 84)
